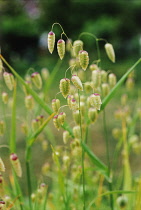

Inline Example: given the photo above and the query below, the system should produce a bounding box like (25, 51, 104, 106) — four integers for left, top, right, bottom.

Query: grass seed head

(58, 112, 66, 125)
(31, 72, 42, 89)
(48, 31, 55, 54)
(73, 125, 81, 139)
(59, 78, 70, 98)
(67, 95, 74, 109)
(53, 115, 61, 130)
(102, 83, 110, 97)
(73, 110, 81, 125)
(10, 153, 22, 177)
(79, 50, 89, 71)
(3, 72, 14, 91)
(41, 68, 50, 80)
(90, 93, 102, 110)
(101, 70, 108, 83)
(57, 39, 65, 60)
(105, 43, 115, 63)
(66, 39, 72, 52)
(108, 73, 117, 88)
(71, 98, 78, 111)
(52, 99, 60, 113)
(25, 95, 34, 110)
(89, 64, 99, 71)
(2, 92, 8, 104)
(71, 75, 83, 91)
(63, 131, 70, 144)
(92, 70, 101, 88)
(73, 40, 83, 57)
(88, 108, 98, 123)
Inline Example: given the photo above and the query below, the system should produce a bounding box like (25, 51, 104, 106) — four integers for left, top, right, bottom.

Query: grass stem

(103, 109, 114, 210)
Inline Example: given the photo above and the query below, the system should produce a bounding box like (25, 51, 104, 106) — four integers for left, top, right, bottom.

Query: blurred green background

(1, 0, 141, 77)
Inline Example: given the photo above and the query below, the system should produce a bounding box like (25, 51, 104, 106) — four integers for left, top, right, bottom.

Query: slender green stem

(10, 80, 17, 153)
(78, 90, 86, 209)
(13, 171, 24, 210)
(103, 109, 114, 210)
(26, 159, 33, 210)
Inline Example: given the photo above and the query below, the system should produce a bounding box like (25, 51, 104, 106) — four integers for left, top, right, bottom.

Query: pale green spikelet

(71, 75, 83, 91)
(10, 153, 22, 177)
(53, 115, 61, 130)
(79, 50, 89, 70)
(52, 99, 60, 113)
(57, 39, 65, 60)
(2, 92, 8, 104)
(3, 72, 14, 91)
(73, 40, 83, 57)
(48, 31, 55, 54)
(101, 83, 110, 97)
(89, 93, 102, 110)
(31, 72, 42, 89)
(105, 43, 115, 63)
(88, 108, 98, 123)
(59, 78, 70, 98)
(58, 112, 66, 125)
(25, 95, 34, 110)
(108, 73, 117, 88)
(63, 130, 70, 144)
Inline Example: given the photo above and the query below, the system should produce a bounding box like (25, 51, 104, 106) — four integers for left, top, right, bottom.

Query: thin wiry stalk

(103, 109, 114, 210)
(78, 89, 86, 210)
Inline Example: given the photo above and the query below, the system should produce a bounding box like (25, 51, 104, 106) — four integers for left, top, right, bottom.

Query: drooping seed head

(48, 31, 55, 54)
(67, 95, 74, 109)
(66, 39, 72, 52)
(101, 70, 108, 83)
(92, 70, 101, 88)
(53, 115, 61, 130)
(73, 110, 81, 125)
(73, 40, 83, 57)
(52, 99, 60, 113)
(59, 78, 70, 98)
(73, 125, 81, 139)
(89, 64, 99, 71)
(79, 50, 89, 71)
(10, 153, 22, 177)
(104, 43, 115, 63)
(71, 75, 83, 91)
(25, 95, 34, 110)
(108, 73, 116, 88)
(71, 98, 78, 111)
(41, 68, 50, 80)
(84, 82, 92, 94)
(102, 83, 110, 97)
(31, 72, 42, 89)
(58, 112, 66, 125)
(2, 92, 8, 104)
(3, 72, 15, 91)
(126, 77, 134, 90)
(32, 119, 40, 131)
(89, 93, 102, 110)
(63, 130, 70, 144)
(88, 108, 98, 123)
(57, 39, 65, 60)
